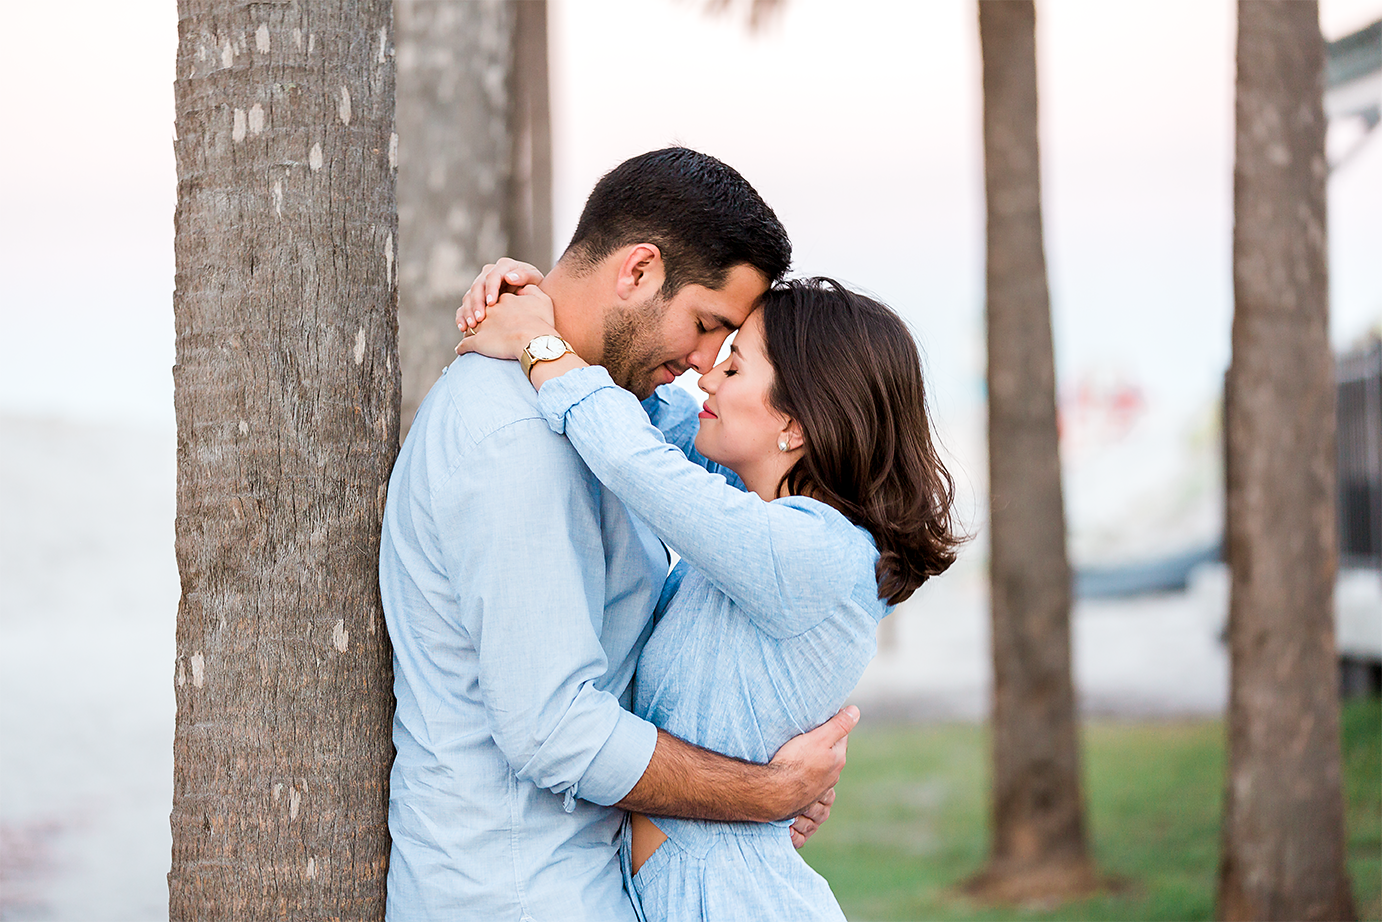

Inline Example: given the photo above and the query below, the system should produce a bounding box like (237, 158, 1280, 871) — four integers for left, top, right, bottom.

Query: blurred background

(1, 0, 1378, 919)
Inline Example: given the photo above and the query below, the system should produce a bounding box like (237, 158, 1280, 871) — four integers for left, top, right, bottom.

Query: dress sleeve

(436, 416, 657, 806)
(541, 366, 866, 638)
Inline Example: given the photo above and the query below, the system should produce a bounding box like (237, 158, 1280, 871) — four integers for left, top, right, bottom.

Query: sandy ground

(1, 415, 1373, 920)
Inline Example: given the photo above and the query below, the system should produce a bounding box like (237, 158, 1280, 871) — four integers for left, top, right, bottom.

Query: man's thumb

(824, 705, 859, 743)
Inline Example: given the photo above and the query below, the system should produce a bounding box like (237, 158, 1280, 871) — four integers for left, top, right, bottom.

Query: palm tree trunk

(395, 0, 552, 431)
(1218, 3, 1355, 919)
(972, 0, 1096, 901)
(510, 0, 554, 270)
(168, 1, 399, 916)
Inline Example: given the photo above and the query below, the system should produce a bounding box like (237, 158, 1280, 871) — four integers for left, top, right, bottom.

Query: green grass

(800, 699, 1382, 921)
(1344, 698, 1382, 922)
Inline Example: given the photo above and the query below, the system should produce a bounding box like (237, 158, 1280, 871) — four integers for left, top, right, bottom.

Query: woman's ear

(780, 420, 805, 453)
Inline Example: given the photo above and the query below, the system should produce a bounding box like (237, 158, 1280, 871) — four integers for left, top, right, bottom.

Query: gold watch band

(521, 335, 573, 380)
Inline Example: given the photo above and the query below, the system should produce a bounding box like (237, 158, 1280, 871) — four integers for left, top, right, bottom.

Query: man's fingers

(816, 705, 860, 748)
(800, 792, 832, 826)
(790, 828, 807, 849)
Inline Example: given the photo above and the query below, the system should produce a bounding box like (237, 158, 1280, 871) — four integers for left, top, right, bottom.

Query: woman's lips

(698, 403, 717, 419)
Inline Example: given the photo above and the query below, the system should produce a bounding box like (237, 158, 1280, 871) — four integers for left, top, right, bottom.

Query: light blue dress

(538, 366, 891, 922)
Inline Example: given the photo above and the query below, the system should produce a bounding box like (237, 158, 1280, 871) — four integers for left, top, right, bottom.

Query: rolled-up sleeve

(435, 416, 657, 806)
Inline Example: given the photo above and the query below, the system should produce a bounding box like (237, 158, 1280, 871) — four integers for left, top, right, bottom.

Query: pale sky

(0, 0, 1378, 432)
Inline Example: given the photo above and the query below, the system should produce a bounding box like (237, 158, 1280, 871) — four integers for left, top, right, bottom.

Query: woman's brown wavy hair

(759, 278, 963, 605)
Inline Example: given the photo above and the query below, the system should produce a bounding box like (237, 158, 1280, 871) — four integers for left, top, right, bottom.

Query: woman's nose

(698, 366, 722, 395)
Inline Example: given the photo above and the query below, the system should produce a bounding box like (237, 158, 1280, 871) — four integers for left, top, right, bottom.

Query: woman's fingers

(455, 328, 476, 356)
(457, 259, 545, 333)
(456, 264, 494, 331)
(455, 284, 557, 360)
(485, 258, 544, 306)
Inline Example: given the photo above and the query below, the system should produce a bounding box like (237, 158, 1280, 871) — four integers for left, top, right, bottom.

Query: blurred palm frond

(697, 0, 786, 33)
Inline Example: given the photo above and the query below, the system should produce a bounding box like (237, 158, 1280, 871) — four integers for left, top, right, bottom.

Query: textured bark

(169, 1, 399, 917)
(510, 0, 553, 271)
(1218, 3, 1356, 920)
(395, 0, 552, 431)
(973, 0, 1094, 900)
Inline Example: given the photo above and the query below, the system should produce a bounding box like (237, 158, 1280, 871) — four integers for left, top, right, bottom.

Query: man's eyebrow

(707, 312, 738, 331)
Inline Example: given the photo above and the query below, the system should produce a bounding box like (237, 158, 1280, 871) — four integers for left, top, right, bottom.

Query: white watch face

(529, 335, 567, 360)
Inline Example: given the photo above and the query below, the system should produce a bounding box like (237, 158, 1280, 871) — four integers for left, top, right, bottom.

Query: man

(380, 148, 855, 920)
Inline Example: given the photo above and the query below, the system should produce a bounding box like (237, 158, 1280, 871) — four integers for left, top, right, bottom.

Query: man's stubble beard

(601, 293, 669, 399)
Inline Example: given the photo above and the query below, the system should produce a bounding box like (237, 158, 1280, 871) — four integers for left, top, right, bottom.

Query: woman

(456, 273, 961, 921)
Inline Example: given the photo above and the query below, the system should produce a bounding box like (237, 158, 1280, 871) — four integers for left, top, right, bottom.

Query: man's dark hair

(563, 147, 791, 296)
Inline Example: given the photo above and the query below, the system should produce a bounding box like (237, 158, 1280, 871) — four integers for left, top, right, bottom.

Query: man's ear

(614, 244, 664, 303)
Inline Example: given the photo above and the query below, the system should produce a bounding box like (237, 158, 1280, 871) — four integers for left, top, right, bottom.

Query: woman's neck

(735, 457, 797, 503)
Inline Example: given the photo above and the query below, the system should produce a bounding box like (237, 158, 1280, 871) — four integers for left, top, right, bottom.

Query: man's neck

(538, 261, 606, 367)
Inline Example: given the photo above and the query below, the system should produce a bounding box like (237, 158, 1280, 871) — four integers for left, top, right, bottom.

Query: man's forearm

(615, 707, 857, 823)
(615, 729, 807, 822)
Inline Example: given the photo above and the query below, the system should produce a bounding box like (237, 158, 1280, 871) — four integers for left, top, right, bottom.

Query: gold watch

(520, 334, 574, 380)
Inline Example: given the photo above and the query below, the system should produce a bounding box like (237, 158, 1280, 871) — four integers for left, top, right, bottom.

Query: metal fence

(1338, 336, 1382, 570)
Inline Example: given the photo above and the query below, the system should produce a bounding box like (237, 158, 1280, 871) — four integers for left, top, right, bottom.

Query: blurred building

(1325, 17, 1381, 168)
(1338, 336, 1381, 570)
(1338, 336, 1382, 696)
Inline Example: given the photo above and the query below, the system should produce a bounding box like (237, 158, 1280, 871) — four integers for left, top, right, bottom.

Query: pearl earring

(778, 439, 789, 452)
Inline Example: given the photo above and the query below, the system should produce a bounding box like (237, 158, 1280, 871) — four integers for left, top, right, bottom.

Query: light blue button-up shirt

(380, 354, 706, 921)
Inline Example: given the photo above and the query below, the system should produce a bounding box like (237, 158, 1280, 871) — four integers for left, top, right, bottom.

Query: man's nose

(688, 334, 728, 374)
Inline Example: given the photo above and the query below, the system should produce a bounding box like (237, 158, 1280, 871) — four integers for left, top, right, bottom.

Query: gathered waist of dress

(649, 815, 794, 858)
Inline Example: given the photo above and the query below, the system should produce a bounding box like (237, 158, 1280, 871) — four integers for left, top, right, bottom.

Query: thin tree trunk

(1218, 3, 1355, 919)
(510, 0, 553, 271)
(169, 1, 399, 916)
(971, 0, 1096, 901)
(395, 0, 552, 432)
